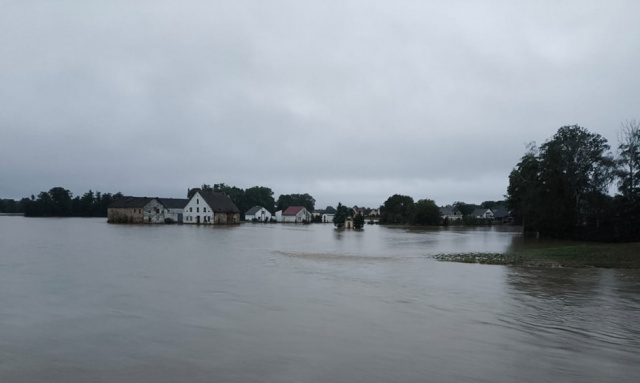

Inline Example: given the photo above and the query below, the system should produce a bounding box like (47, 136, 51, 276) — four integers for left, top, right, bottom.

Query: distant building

(183, 191, 240, 224)
(108, 196, 187, 224)
(439, 206, 463, 221)
(279, 206, 312, 223)
(245, 206, 272, 222)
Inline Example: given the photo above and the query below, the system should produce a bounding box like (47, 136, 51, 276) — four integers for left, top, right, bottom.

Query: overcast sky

(2, 1, 639, 209)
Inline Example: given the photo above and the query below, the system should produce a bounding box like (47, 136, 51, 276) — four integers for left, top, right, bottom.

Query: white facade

(245, 207, 272, 222)
(281, 207, 312, 223)
(183, 192, 215, 224)
(322, 213, 335, 223)
(164, 207, 184, 223)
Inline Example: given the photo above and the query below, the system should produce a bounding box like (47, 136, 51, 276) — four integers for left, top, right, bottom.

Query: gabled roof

(198, 191, 240, 213)
(439, 206, 461, 215)
(283, 206, 306, 216)
(108, 197, 156, 209)
(159, 198, 189, 209)
(492, 207, 510, 219)
(471, 208, 493, 217)
(245, 206, 265, 215)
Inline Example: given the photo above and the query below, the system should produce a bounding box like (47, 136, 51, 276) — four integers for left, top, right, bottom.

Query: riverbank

(434, 242, 640, 269)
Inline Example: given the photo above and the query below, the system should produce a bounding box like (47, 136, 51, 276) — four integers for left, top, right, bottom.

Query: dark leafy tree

(380, 194, 414, 224)
(452, 201, 476, 216)
(333, 203, 350, 228)
(353, 212, 365, 229)
(276, 193, 315, 213)
(244, 186, 276, 213)
(411, 199, 441, 225)
(507, 126, 615, 238)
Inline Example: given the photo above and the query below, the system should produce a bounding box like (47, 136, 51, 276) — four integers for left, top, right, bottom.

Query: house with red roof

(275, 206, 312, 223)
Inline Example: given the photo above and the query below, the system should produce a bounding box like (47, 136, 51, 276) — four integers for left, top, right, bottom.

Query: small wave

(274, 251, 396, 261)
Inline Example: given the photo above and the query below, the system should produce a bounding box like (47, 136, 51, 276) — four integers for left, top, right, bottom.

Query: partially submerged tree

(333, 203, 350, 228)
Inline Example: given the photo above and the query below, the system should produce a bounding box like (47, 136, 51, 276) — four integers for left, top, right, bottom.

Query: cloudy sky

(2, 1, 639, 209)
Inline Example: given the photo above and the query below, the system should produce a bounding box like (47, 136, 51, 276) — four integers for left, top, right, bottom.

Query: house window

(203, 207, 206, 212)
(190, 207, 193, 212)
(197, 207, 199, 213)
(197, 199, 199, 204)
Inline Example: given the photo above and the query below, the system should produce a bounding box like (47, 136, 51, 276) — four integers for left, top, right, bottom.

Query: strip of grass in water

(434, 242, 640, 269)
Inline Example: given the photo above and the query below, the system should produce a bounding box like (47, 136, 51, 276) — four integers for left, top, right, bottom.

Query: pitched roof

(439, 206, 461, 215)
(158, 198, 189, 209)
(283, 206, 306, 216)
(491, 207, 510, 219)
(471, 208, 493, 217)
(245, 206, 264, 215)
(108, 197, 155, 209)
(198, 191, 240, 213)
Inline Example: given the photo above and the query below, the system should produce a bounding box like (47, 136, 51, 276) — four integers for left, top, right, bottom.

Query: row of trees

(16, 187, 123, 217)
(507, 122, 640, 241)
(379, 195, 443, 225)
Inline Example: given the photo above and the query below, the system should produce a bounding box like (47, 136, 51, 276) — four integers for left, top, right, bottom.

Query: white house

(280, 206, 312, 223)
(158, 198, 188, 223)
(245, 206, 272, 222)
(322, 213, 335, 223)
(439, 206, 463, 221)
(470, 208, 494, 219)
(183, 191, 240, 225)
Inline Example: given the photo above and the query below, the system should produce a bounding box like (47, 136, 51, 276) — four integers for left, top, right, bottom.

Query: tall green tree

(411, 199, 441, 225)
(276, 193, 316, 213)
(380, 194, 414, 224)
(333, 202, 349, 228)
(507, 126, 614, 238)
(244, 186, 276, 213)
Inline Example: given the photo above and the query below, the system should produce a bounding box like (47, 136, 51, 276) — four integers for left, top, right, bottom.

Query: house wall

(107, 207, 144, 223)
(213, 212, 240, 224)
(247, 208, 272, 221)
(282, 209, 311, 223)
(143, 199, 166, 224)
(183, 192, 214, 224)
(165, 208, 184, 223)
(322, 214, 335, 223)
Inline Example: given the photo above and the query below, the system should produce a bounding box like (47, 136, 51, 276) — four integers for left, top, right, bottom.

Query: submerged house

(277, 206, 312, 223)
(108, 197, 189, 224)
(158, 198, 189, 223)
(470, 208, 494, 220)
(183, 191, 240, 224)
(245, 206, 272, 222)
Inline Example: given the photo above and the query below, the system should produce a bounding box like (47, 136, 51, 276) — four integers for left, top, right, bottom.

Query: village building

(183, 191, 240, 225)
(108, 197, 152, 223)
(322, 213, 335, 223)
(245, 206, 272, 222)
(470, 208, 494, 220)
(439, 206, 464, 221)
(158, 198, 189, 223)
(277, 206, 312, 223)
(108, 197, 189, 224)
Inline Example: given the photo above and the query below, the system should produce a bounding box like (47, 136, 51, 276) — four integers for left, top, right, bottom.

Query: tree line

(507, 122, 640, 242)
(7, 187, 124, 217)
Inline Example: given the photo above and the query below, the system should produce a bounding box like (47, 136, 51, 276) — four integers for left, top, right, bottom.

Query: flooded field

(1, 217, 639, 382)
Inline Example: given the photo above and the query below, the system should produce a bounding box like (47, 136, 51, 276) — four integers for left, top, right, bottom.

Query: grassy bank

(434, 242, 640, 269)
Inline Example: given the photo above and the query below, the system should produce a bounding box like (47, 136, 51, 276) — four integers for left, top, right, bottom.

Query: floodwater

(1, 217, 639, 382)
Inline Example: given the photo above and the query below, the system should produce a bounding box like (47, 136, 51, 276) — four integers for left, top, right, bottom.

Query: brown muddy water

(1, 217, 638, 382)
